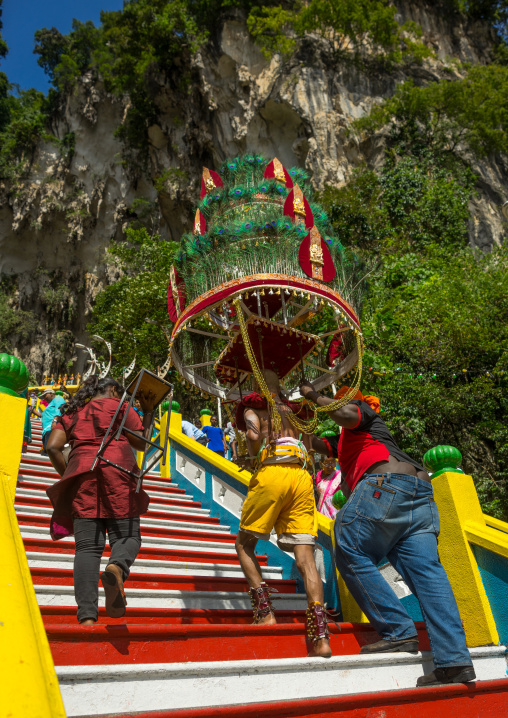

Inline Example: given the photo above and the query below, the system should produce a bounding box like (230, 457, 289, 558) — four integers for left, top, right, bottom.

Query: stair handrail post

(317, 514, 369, 623)
(0, 353, 67, 717)
(425, 444, 499, 647)
(160, 400, 182, 478)
(200, 408, 212, 427)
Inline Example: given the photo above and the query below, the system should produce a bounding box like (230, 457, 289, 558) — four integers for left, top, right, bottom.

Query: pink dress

(315, 469, 342, 519)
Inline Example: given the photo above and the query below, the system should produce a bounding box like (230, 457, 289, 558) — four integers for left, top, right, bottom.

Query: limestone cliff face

(0, 1, 505, 378)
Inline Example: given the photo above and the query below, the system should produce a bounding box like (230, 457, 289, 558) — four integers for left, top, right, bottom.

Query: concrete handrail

(465, 521, 508, 559)
(0, 393, 66, 717)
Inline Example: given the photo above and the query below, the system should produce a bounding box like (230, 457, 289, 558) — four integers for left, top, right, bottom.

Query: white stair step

(15, 488, 205, 514)
(20, 526, 239, 554)
(26, 551, 283, 579)
(17, 471, 178, 494)
(55, 646, 507, 716)
(15, 497, 211, 518)
(19, 462, 57, 473)
(35, 584, 306, 610)
(15, 505, 232, 534)
(15, 479, 192, 503)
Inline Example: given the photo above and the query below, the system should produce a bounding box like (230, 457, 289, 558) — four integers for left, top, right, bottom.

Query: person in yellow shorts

(234, 370, 332, 658)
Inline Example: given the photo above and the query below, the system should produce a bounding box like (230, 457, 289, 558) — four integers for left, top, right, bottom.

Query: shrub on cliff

(355, 65, 508, 158)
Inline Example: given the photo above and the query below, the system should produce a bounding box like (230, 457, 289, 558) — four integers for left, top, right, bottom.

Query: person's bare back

(243, 371, 312, 459)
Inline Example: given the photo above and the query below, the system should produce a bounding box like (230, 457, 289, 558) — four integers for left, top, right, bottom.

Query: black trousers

(73, 517, 141, 622)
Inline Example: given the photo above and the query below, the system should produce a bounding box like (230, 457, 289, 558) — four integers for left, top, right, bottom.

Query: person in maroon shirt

(46, 376, 156, 625)
(300, 380, 474, 688)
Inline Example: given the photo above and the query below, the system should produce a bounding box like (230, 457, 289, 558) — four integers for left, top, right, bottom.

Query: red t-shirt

(338, 401, 424, 492)
(46, 397, 150, 519)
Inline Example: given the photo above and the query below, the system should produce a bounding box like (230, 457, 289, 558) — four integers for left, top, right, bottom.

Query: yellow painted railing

(432, 470, 500, 647)
(315, 513, 368, 623)
(484, 514, 508, 534)
(464, 520, 508, 560)
(0, 393, 66, 717)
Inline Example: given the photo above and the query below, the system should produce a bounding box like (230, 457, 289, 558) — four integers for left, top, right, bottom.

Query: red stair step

(15, 497, 218, 524)
(45, 622, 431, 666)
(106, 679, 508, 718)
(31, 567, 296, 593)
(23, 537, 268, 566)
(40, 606, 307, 625)
(17, 474, 186, 495)
(16, 492, 203, 511)
(16, 513, 237, 543)
(144, 509, 219, 524)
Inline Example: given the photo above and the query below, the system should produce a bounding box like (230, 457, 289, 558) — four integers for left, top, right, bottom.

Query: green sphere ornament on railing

(160, 400, 170, 414)
(0, 354, 29, 397)
(423, 445, 464, 479)
(171, 400, 181, 413)
(200, 409, 212, 416)
(320, 429, 337, 438)
(332, 490, 347, 510)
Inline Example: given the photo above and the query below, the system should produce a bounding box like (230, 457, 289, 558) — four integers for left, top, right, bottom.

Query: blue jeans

(334, 473, 472, 668)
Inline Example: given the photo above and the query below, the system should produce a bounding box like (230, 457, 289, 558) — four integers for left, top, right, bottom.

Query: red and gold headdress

(168, 154, 365, 431)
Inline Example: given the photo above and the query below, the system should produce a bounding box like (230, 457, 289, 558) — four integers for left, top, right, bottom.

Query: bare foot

(79, 619, 96, 626)
(253, 613, 277, 625)
(307, 637, 332, 658)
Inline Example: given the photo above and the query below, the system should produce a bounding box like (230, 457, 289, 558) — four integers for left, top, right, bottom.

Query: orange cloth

(333, 386, 381, 413)
(363, 394, 381, 413)
(333, 386, 363, 402)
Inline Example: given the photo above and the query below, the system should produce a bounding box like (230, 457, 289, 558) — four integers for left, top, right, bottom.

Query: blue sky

(1, 0, 123, 92)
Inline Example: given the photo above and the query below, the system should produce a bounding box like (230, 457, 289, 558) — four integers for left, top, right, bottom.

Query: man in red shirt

(300, 380, 474, 688)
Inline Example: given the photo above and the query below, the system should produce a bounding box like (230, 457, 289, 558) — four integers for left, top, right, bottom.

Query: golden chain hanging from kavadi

(167, 154, 365, 427)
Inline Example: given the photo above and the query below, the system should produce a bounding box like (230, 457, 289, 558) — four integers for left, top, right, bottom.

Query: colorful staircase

(15, 418, 508, 717)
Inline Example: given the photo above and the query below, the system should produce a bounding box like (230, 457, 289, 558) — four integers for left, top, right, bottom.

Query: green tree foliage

(0, 87, 51, 179)
(320, 148, 508, 519)
(0, 0, 8, 59)
(33, 1, 258, 153)
(451, 0, 508, 21)
(355, 65, 508, 157)
(0, 288, 37, 352)
(87, 227, 178, 372)
(34, 21, 100, 92)
(321, 156, 474, 253)
(247, 0, 431, 63)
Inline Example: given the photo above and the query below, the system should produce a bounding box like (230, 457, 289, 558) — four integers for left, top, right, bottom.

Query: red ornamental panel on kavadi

(167, 154, 365, 432)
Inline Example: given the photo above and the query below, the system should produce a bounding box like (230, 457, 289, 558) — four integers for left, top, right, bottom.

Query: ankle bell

(306, 601, 330, 643)
(249, 582, 275, 624)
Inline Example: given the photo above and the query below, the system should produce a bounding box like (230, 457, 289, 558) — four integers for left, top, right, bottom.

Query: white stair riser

(17, 473, 182, 496)
(15, 506, 232, 533)
(26, 552, 282, 579)
(55, 647, 507, 716)
(15, 489, 205, 514)
(35, 585, 306, 610)
(15, 497, 209, 518)
(19, 463, 56, 473)
(16, 477, 190, 501)
(20, 526, 239, 554)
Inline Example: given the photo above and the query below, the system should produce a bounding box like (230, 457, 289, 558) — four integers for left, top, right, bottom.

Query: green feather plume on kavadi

(168, 154, 365, 433)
